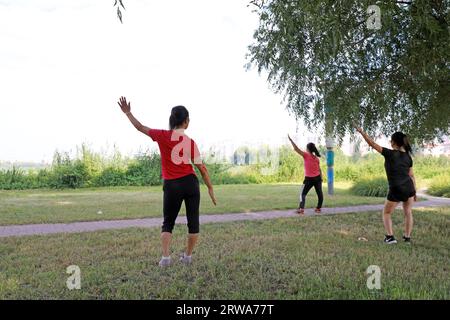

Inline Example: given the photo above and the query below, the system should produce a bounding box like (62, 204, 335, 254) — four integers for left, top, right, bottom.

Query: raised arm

(288, 134, 305, 156)
(117, 96, 151, 136)
(355, 127, 383, 154)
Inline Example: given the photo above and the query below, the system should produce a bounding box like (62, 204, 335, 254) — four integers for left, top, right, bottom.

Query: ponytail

(306, 143, 321, 157)
(403, 135, 413, 154)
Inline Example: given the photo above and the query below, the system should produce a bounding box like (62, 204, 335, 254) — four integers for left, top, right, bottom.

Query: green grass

(0, 183, 386, 226)
(0, 207, 448, 299)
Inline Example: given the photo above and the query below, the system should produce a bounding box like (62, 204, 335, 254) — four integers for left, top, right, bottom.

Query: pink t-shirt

(303, 152, 321, 177)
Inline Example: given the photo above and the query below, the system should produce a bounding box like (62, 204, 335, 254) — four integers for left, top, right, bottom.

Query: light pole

(326, 137, 334, 195)
(325, 102, 334, 196)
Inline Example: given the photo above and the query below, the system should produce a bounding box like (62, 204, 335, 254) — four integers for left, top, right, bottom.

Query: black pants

(299, 175, 323, 209)
(162, 174, 200, 234)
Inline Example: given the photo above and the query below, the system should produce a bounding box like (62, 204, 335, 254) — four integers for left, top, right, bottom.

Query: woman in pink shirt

(288, 135, 323, 215)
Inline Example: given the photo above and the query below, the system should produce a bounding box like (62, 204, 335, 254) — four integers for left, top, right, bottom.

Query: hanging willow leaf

(114, 0, 117, 6)
(117, 7, 123, 23)
(119, 0, 125, 10)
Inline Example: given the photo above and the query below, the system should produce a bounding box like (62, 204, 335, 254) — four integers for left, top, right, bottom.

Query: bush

(49, 162, 86, 188)
(1, 143, 449, 190)
(414, 155, 450, 179)
(350, 176, 388, 197)
(125, 152, 162, 186)
(94, 166, 128, 187)
(428, 175, 450, 197)
(0, 167, 36, 190)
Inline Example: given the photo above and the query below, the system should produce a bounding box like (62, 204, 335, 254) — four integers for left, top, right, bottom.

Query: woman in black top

(356, 127, 417, 244)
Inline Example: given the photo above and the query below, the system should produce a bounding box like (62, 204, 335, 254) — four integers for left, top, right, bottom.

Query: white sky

(0, 0, 324, 163)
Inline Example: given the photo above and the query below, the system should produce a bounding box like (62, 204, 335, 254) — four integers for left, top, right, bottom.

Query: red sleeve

(191, 139, 202, 165)
(148, 129, 163, 142)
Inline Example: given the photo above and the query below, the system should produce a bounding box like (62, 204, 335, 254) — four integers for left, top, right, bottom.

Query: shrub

(0, 143, 449, 191)
(94, 166, 128, 187)
(428, 175, 450, 197)
(0, 167, 35, 190)
(125, 152, 162, 186)
(350, 176, 388, 197)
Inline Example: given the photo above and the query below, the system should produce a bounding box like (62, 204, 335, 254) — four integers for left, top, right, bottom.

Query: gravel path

(0, 192, 448, 238)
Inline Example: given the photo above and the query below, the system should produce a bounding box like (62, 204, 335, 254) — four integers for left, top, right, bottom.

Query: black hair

(169, 106, 189, 130)
(306, 142, 321, 157)
(391, 131, 413, 154)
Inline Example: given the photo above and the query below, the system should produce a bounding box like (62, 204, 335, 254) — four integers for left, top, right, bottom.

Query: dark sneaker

(296, 208, 304, 215)
(179, 253, 192, 265)
(403, 236, 411, 244)
(314, 208, 321, 214)
(384, 235, 397, 244)
(158, 257, 172, 267)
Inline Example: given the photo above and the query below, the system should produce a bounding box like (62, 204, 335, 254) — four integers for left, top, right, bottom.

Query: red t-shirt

(303, 152, 321, 177)
(148, 129, 201, 180)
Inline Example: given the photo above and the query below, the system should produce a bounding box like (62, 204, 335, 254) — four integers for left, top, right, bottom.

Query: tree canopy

(247, 0, 450, 143)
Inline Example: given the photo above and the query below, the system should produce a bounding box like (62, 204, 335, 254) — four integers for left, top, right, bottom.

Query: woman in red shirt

(288, 135, 324, 215)
(118, 97, 216, 267)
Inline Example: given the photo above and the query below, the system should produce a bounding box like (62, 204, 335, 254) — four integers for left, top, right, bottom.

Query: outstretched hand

(118, 96, 131, 114)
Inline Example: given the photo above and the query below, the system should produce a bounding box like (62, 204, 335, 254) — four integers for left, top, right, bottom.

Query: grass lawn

(0, 207, 448, 299)
(0, 182, 387, 226)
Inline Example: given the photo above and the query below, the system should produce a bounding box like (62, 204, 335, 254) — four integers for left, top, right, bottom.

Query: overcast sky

(0, 0, 328, 163)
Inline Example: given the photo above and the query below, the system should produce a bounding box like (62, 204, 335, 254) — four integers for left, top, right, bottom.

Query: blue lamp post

(326, 137, 334, 195)
(325, 103, 334, 196)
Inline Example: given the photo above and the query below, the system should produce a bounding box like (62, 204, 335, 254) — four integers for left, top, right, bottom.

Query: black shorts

(387, 180, 416, 202)
(162, 174, 200, 234)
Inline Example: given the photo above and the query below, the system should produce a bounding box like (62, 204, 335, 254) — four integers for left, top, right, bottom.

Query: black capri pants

(162, 174, 200, 234)
(299, 175, 323, 209)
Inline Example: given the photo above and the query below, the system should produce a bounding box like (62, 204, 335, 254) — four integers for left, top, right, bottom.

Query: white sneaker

(158, 257, 172, 267)
(179, 253, 192, 265)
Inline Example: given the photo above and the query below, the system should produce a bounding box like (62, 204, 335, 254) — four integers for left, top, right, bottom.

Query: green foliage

(1, 143, 449, 194)
(94, 167, 128, 187)
(428, 174, 450, 197)
(0, 167, 40, 190)
(247, 0, 450, 143)
(413, 155, 450, 179)
(334, 151, 384, 181)
(275, 146, 305, 182)
(350, 176, 388, 197)
(0, 145, 162, 190)
(125, 153, 162, 186)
